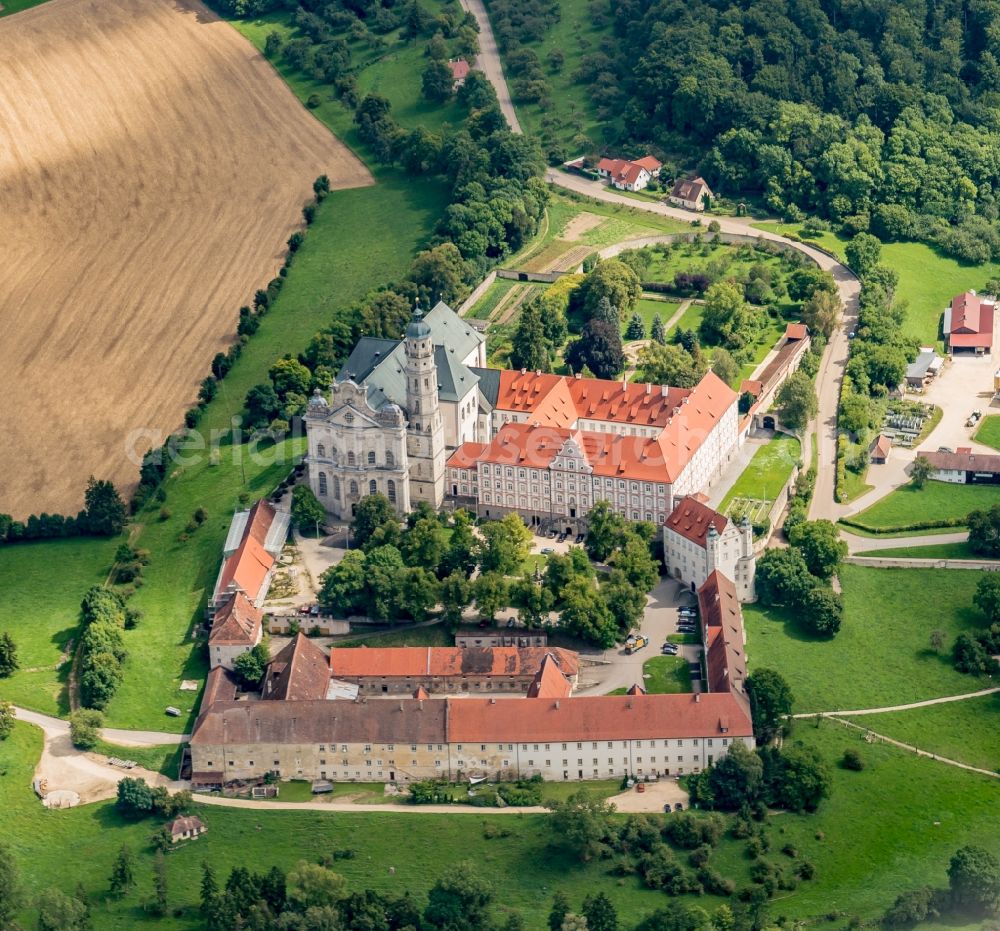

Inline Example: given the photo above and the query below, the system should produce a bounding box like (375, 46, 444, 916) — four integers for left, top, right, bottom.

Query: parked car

(575, 533, 586, 544)
(541, 547, 554, 555)
(678, 607, 698, 617)
(661, 643, 678, 655)
(557, 532, 568, 542)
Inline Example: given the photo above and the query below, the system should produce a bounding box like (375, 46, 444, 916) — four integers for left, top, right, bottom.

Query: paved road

(840, 530, 969, 554)
(13, 706, 188, 745)
(457, 0, 521, 132)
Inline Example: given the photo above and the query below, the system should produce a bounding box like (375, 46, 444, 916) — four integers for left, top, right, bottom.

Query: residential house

(668, 176, 713, 211)
(596, 156, 662, 192)
(448, 59, 470, 87)
(208, 592, 262, 671)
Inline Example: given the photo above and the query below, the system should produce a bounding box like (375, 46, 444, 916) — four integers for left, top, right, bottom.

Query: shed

(870, 434, 892, 464)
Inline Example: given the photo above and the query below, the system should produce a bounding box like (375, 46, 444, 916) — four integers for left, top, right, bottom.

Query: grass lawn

(627, 298, 682, 341)
(745, 566, 994, 713)
(845, 481, 1000, 531)
(467, 278, 518, 320)
(754, 222, 1000, 347)
(973, 414, 1000, 451)
(839, 466, 874, 503)
(337, 624, 452, 649)
(0, 14, 450, 731)
(855, 541, 985, 560)
(0, 538, 117, 715)
(844, 693, 1000, 772)
(90, 740, 184, 778)
(665, 300, 704, 339)
(640, 655, 692, 694)
(720, 435, 801, 512)
(6, 717, 1000, 929)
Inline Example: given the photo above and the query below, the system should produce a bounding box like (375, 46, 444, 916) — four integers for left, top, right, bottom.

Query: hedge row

(838, 516, 966, 535)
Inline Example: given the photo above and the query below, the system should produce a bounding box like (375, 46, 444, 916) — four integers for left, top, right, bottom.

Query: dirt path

(819, 716, 1000, 780)
(456, 0, 520, 132)
(0, 0, 371, 518)
(791, 687, 1000, 718)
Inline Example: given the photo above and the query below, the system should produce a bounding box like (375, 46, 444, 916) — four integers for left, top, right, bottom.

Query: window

(318, 472, 328, 495)
(333, 476, 341, 500)
(317, 444, 326, 458)
(386, 450, 395, 468)
(369, 479, 377, 495)
(350, 480, 358, 496)
(387, 480, 397, 504)
(347, 451, 356, 466)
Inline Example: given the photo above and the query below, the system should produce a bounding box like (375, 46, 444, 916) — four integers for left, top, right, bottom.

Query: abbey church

(305, 301, 742, 535)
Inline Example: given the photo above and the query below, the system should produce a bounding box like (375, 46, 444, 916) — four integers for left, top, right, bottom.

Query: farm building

(208, 592, 262, 671)
(662, 497, 756, 600)
(944, 292, 995, 355)
(328, 646, 580, 695)
(905, 348, 943, 388)
(668, 176, 713, 211)
(917, 449, 1000, 484)
(455, 628, 548, 648)
(209, 500, 290, 611)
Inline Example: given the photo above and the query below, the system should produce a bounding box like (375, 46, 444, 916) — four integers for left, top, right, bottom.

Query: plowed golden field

(0, 0, 372, 517)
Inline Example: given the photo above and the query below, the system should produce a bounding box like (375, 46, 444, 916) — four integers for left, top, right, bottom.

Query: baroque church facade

(305, 301, 487, 519)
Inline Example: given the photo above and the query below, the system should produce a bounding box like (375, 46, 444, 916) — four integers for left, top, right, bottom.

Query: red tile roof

(948, 292, 994, 348)
(784, 323, 808, 341)
(632, 156, 662, 173)
(479, 372, 736, 483)
(216, 499, 283, 603)
(329, 646, 579, 679)
(209, 593, 262, 646)
(670, 176, 713, 203)
(697, 572, 749, 709)
(526, 654, 574, 698)
(665, 497, 728, 548)
(449, 59, 470, 80)
(918, 449, 1000, 473)
(263, 634, 329, 701)
(871, 434, 892, 458)
(447, 442, 487, 469)
(626, 683, 646, 695)
(448, 692, 752, 742)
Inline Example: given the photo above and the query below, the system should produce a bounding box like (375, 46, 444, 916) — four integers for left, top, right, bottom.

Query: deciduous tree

(746, 668, 794, 742)
(788, 519, 847, 579)
(776, 371, 818, 431)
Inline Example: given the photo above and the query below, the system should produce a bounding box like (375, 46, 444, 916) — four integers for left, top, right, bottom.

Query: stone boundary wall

(457, 270, 497, 316)
(845, 556, 1000, 571)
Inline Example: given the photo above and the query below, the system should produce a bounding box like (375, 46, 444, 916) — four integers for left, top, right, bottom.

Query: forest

(487, 0, 1000, 262)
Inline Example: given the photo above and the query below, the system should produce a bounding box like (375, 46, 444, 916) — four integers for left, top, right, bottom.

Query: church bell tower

(404, 302, 446, 508)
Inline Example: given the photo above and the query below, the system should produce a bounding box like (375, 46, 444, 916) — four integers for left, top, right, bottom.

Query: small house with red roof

(869, 434, 892, 465)
(668, 176, 713, 211)
(662, 497, 756, 599)
(944, 291, 995, 355)
(596, 155, 662, 192)
(448, 59, 470, 87)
